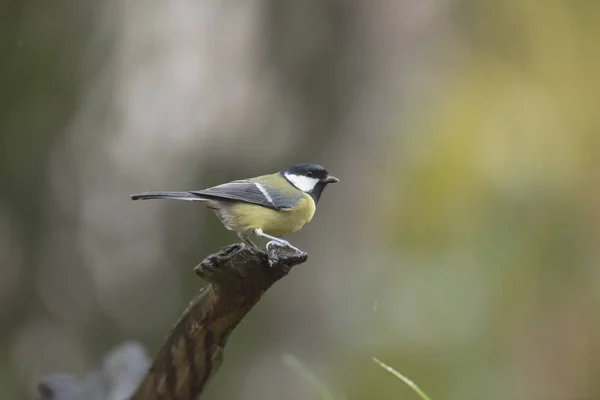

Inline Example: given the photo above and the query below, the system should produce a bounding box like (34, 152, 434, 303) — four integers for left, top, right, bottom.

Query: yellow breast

(225, 193, 316, 237)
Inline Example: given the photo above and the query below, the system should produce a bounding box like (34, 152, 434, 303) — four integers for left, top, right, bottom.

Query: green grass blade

(282, 354, 338, 400)
(372, 357, 432, 400)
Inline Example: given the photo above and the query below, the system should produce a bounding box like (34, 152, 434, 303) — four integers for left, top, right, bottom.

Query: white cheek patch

(284, 173, 319, 192)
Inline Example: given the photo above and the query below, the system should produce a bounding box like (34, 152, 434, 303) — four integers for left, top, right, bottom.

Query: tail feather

(130, 191, 205, 201)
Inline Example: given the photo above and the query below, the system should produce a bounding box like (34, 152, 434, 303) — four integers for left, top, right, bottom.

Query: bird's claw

(265, 240, 306, 267)
(266, 240, 300, 253)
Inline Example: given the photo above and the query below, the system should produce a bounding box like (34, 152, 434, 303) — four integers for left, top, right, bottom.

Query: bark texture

(130, 243, 308, 400)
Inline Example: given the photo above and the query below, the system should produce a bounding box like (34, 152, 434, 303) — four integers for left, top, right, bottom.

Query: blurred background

(1, 0, 599, 399)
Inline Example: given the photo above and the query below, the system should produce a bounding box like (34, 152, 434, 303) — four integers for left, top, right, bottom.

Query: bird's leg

(238, 233, 260, 250)
(251, 228, 301, 252)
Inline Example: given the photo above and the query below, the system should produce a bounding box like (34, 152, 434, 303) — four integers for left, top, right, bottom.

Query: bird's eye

(307, 172, 314, 177)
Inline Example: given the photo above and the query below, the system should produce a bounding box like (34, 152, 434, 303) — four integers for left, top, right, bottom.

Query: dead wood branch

(130, 243, 308, 400)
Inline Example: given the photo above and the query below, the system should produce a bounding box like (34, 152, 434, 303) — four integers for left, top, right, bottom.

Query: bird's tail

(130, 191, 204, 201)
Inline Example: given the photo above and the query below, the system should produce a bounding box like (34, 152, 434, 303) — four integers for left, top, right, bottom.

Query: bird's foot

(266, 239, 301, 253)
(265, 240, 307, 267)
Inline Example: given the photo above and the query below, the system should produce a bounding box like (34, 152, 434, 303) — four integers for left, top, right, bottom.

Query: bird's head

(282, 163, 339, 203)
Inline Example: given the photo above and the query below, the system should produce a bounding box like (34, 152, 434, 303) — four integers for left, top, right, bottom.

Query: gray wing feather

(192, 180, 297, 210)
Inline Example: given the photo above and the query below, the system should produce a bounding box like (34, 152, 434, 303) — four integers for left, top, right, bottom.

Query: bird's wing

(191, 180, 298, 210)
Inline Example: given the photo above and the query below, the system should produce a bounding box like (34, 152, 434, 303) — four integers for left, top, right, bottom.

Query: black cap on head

(283, 163, 330, 180)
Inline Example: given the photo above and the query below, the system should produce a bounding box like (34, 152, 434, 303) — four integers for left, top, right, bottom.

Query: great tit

(131, 163, 339, 250)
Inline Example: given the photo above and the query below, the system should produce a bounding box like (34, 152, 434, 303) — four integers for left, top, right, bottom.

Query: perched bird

(131, 163, 339, 250)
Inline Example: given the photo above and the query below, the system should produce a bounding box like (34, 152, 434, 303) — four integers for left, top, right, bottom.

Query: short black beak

(324, 175, 339, 183)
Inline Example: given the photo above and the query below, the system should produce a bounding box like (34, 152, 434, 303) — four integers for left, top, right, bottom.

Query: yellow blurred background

(1, 1, 599, 399)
